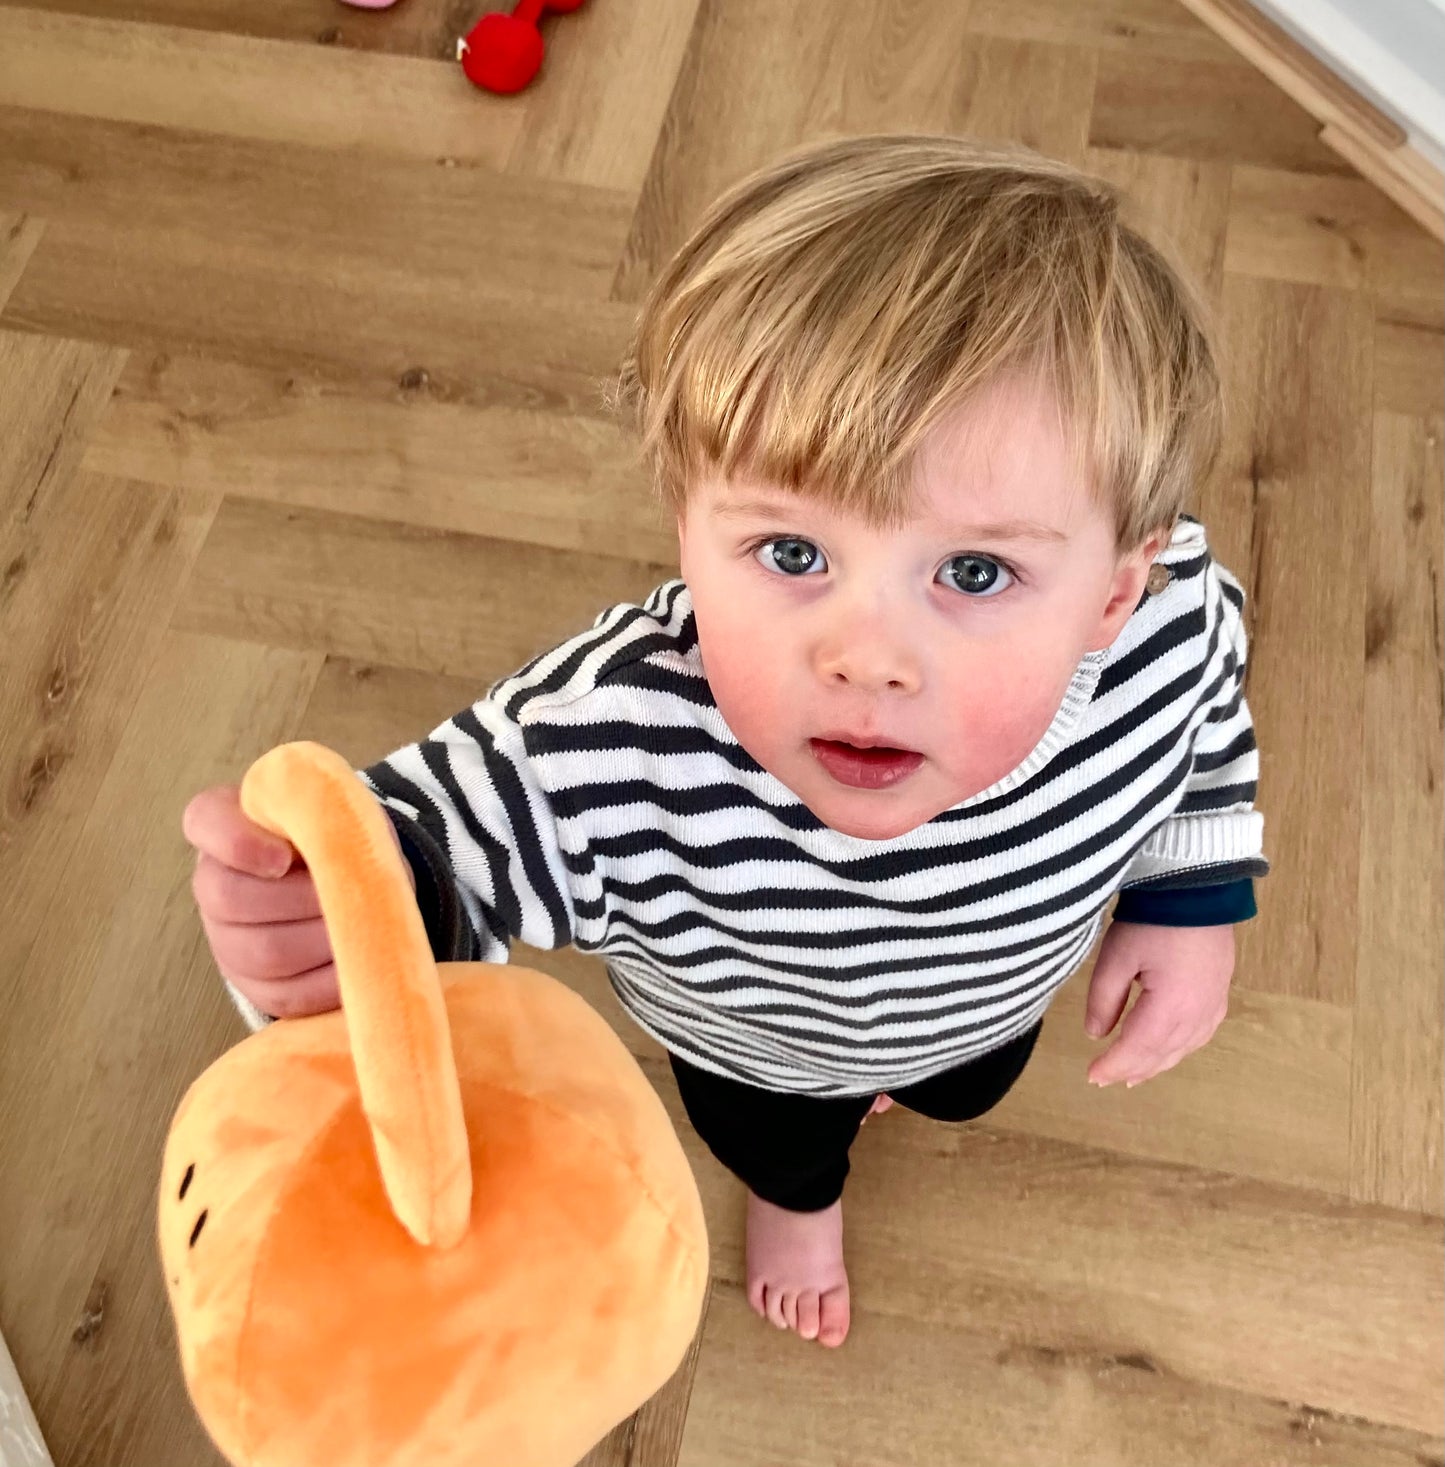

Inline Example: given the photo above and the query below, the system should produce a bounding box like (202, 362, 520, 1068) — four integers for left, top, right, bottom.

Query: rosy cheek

(938, 676, 1062, 783)
(705, 639, 781, 746)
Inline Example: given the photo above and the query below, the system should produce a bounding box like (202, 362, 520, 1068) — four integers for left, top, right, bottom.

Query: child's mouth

(809, 739, 925, 791)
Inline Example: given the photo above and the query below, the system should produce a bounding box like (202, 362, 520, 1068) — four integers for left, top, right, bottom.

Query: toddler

(185, 134, 1269, 1351)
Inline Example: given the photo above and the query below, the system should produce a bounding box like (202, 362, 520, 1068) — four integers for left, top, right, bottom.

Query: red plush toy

(457, 0, 587, 94)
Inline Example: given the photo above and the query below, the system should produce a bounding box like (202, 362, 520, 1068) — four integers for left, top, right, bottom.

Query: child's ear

(1087, 526, 1171, 653)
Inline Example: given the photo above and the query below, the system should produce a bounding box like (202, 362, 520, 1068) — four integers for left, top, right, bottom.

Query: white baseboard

(1252, 0, 1445, 167)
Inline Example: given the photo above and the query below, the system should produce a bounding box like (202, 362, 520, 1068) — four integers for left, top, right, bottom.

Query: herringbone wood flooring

(1, 2, 1441, 1464)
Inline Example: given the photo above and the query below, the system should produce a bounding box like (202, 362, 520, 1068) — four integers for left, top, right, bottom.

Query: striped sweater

(230, 514, 1270, 1096)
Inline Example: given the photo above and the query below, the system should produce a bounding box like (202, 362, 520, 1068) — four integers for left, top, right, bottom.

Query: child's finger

(1084, 962, 1135, 1038)
(1111, 1044, 1189, 1090)
(1087, 988, 1177, 1086)
(183, 785, 296, 879)
(219, 961, 341, 1021)
(200, 912, 334, 984)
(192, 851, 323, 924)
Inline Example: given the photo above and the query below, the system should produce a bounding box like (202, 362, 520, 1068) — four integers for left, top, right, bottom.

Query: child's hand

(1082, 920, 1236, 1088)
(183, 783, 414, 1020)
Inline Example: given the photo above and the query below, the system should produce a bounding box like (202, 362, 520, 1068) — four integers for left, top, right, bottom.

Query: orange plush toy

(158, 741, 710, 1467)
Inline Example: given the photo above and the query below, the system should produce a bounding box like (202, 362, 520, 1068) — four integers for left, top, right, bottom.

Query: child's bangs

(653, 263, 1101, 536)
(610, 134, 1225, 554)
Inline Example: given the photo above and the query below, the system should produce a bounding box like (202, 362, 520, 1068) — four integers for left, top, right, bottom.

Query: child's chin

(808, 790, 936, 842)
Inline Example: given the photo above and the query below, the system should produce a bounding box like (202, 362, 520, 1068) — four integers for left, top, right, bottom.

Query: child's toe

(818, 1285, 851, 1347)
(781, 1290, 799, 1331)
(747, 1278, 767, 1317)
(796, 1290, 821, 1340)
(763, 1284, 788, 1330)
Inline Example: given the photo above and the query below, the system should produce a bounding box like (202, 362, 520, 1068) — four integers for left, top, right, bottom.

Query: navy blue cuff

(380, 807, 478, 962)
(1112, 877, 1256, 927)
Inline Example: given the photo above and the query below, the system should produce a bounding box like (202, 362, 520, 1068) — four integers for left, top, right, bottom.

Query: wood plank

(0, 211, 42, 313)
(1090, 48, 1354, 175)
(612, 0, 897, 304)
(504, 0, 701, 192)
(680, 1279, 1441, 1465)
(1374, 317, 1445, 418)
(952, 35, 1100, 167)
(0, 469, 226, 1465)
(1210, 278, 1375, 1008)
(0, 107, 634, 309)
(612, 3, 1099, 302)
(1225, 164, 1445, 324)
(968, 0, 1246, 64)
(168, 494, 677, 683)
(7, 247, 639, 415)
(82, 353, 670, 562)
(1005, 972, 1352, 1198)
(1353, 411, 1445, 1213)
(1175, 0, 1408, 150)
(1319, 121, 1444, 246)
(771, 1, 982, 146)
(670, 1114, 1444, 1448)
(0, 0, 434, 55)
(0, 7, 522, 164)
(0, 334, 140, 1008)
(1083, 147, 1234, 303)
(2, 631, 319, 1466)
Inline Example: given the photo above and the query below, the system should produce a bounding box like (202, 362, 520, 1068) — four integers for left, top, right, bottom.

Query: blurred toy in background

(334, 0, 587, 99)
(457, 0, 588, 94)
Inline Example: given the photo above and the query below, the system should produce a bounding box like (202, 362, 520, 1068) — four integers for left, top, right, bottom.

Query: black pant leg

(668, 1054, 876, 1212)
(888, 1017, 1044, 1122)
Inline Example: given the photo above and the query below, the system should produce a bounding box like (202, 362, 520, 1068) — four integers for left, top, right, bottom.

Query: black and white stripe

(356, 516, 1268, 1095)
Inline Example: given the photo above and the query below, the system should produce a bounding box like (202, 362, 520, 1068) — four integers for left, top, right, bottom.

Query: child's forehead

(694, 375, 1095, 539)
(705, 480, 1069, 543)
(697, 451, 1092, 546)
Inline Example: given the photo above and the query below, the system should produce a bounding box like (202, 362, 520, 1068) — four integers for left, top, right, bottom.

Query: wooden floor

(1, 1, 1442, 1463)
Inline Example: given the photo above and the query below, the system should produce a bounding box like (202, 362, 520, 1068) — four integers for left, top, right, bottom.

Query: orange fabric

(159, 742, 709, 1467)
(240, 739, 473, 1247)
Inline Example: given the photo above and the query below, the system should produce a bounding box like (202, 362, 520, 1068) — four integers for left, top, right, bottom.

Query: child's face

(676, 374, 1168, 841)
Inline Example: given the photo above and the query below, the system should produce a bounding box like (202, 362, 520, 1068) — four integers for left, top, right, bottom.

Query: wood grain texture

(0, 1, 1440, 1463)
(1354, 411, 1445, 1213)
(0, 7, 522, 163)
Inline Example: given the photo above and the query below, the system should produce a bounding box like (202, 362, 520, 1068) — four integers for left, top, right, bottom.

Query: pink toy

(456, 0, 587, 94)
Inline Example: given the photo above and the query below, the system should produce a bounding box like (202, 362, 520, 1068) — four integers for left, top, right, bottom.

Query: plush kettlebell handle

(239, 741, 472, 1249)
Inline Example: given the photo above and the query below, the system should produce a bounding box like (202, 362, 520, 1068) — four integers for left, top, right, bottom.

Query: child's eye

(751, 537, 824, 576)
(938, 554, 1017, 598)
(748, 538, 1018, 598)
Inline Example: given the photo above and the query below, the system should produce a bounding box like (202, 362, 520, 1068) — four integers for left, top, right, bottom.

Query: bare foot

(861, 1093, 894, 1124)
(745, 1190, 851, 1346)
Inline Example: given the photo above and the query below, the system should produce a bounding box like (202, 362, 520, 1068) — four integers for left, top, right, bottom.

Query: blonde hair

(608, 133, 1226, 555)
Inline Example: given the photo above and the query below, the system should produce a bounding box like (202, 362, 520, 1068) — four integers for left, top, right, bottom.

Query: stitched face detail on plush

(159, 742, 709, 1467)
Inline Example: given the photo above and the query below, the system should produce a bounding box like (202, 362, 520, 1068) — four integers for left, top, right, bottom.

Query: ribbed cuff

(1146, 809, 1264, 864)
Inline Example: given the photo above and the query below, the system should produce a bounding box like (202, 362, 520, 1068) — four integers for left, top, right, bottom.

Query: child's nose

(814, 625, 923, 695)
